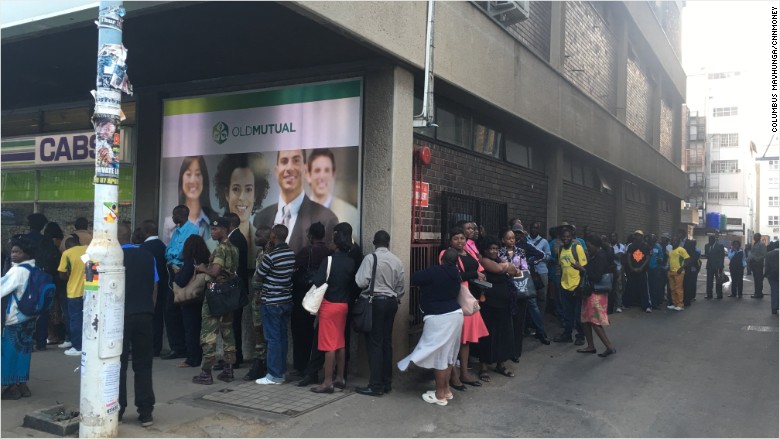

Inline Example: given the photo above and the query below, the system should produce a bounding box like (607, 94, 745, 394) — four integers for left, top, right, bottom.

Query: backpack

(8, 264, 56, 318)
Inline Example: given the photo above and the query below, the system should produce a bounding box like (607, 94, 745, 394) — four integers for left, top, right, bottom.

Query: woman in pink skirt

(439, 226, 489, 389)
(572, 233, 616, 358)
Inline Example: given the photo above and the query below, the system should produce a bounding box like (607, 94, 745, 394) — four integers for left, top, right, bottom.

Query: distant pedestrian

(117, 223, 158, 427)
(60, 217, 92, 252)
(682, 239, 701, 306)
(173, 235, 210, 368)
(138, 220, 168, 357)
(224, 212, 248, 370)
(243, 225, 272, 382)
(704, 235, 725, 299)
(24, 213, 47, 245)
(1, 236, 38, 400)
(57, 237, 87, 357)
(609, 232, 626, 313)
(354, 230, 405, 397)
(254, 224, 295, 386)
(36, 222, 65, 348)
(727, 241, 746, 298)
(666, 238, 690, 310)
(748, 233, 767, 299)
(553, 226, 587, 346)
(625, 231, 651, 309)
(764, 241, 779, 315)
(647, 233, 664, 312)
(398, 248, 464, 406)
(163, 205, 198, 360)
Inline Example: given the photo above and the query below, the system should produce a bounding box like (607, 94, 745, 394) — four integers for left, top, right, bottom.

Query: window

(505, 139, 531, 168)
(472, 122, 502, 159)
(624, 180, 646, 203)
(769, 196, 779, 207)
(712, 107, 738, 117)
(689, 126, 698, 141)
(688, 172, 705, 186)
(770, 176, 779, 188)
(436, 104, 471, 148)
(714, 133, 739, 147)
(769, 160, 779, 171)
(711, 160, 739, 173)
(708, 71, 740, 80)
(770, 216, 779, 227)
(708, 192, 738, 200)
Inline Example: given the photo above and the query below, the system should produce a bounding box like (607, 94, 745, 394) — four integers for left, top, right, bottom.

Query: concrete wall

(288, 1, 687, 199)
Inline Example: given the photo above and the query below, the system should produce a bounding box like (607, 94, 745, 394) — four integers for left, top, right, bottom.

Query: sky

(682, 0, 777, 149)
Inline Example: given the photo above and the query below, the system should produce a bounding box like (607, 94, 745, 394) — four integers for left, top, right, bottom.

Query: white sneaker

(615, 307, 623, 313)
(64, 347, 81, 356)
(58, 341, 72, 349)
(255, 376, 282, 385)
(666, 305, 675, 309)
(645, 307, 652, 313)
(673, 306, 684, 311)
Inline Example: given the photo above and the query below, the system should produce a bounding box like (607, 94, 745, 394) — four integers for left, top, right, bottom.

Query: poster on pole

(159, 79, 362, 263)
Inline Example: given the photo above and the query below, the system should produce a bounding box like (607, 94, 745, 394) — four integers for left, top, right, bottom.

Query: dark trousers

(558, 287, 583, 339)
(730, 269, 744, 296)
(232, 306, 244, 364)
(180, 301, 203, 366)
(750, 260, 765, 296)
(34, 312, 48, 348)
(365, 298, 397, 389)
(706, 267, 723, 298)
(291, 288, 316, 373)
(164, 266, 186, 354)
(683, 268, 698, 306)
(120, 313, 155, 418)
(625, 271, 651, 308)
(152, 289, 166, 356)
(512, 298, 529, 358)
(67, 297, 84, 351)
(648, 268, 664, 308)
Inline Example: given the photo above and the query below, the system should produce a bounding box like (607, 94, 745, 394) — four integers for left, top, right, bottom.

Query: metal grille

(408, 241, 442, 332)
(440, 191, 508, 241)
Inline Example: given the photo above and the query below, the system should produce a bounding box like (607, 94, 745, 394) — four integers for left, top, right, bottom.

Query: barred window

(714, 133, 739, 147)
(711, 160, 739, 173)
(770, 216, 779, 227)
(712, 107, 738, 117)
(769, 196, 779, 207)
(707, 192, 738, 200)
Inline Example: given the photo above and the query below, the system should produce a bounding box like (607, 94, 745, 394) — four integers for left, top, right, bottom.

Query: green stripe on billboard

(2, 167, 134, 202)
(1, 139, 35, 149)
(164, 80, 361, 116)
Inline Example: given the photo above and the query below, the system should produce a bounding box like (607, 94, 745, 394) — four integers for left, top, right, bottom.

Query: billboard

(160, 79, 362, 264)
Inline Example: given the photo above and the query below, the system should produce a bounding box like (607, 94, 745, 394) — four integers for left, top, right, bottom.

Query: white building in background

(756, 136, 780, 240)
(686, 69, 758, 238)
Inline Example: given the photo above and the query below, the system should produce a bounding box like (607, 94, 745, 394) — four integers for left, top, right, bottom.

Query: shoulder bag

(173, 267, 207, 305)
(302, 256, 332, 315)
(511, 269, 535, 300)
(205, 271, 248, 317)
(351, 254, 377, 333)
(592, 272, 613, 293)
(455, 256, 480, 316)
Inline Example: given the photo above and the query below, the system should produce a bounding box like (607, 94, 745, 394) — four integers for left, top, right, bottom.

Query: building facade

(2, 1, 687, 358)
(756, 136, 780, 240)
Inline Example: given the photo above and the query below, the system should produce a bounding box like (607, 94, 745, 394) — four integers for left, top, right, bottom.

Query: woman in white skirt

(398, 248, 464, 406)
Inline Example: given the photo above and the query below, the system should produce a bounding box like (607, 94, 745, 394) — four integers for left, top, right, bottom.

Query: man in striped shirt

(254, 224, 296, 385)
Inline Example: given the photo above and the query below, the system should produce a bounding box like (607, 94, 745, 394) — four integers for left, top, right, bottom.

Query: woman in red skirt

(439, 226, 489, 390)
(310, 223, 355, 393)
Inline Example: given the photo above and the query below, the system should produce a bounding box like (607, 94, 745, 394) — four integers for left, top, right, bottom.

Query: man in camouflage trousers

(243, 225, 272, 381)
(192, 218, 239, 385)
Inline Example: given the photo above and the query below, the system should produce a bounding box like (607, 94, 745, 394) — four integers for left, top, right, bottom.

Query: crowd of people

(2, 210, 778, 417)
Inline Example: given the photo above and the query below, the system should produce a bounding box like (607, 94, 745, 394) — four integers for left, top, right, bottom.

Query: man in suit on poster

(254, 149, 338, 254)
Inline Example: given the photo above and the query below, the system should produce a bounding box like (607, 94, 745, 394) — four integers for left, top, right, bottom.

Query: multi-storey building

(756, 136, 780, 240)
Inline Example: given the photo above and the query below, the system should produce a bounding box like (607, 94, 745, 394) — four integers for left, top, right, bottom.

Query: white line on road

(742, 325, 780, 333)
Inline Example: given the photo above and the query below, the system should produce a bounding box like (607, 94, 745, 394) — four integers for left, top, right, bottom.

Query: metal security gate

(440, 191, 508, 242)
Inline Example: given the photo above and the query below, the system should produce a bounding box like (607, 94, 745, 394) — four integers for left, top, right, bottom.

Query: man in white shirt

(253, 149, 338, 254)
(610, 232, 626, 313)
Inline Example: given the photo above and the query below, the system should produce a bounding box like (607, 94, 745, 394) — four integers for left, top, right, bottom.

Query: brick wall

(563, 1, 618, 113)
(561, 181, 616, 236)
(626, 57, 652, 142)
(650, 1, 682, 60)
(505, 1, 552, 62)
(623, 199, 650, 240)
(415, 137, 548, 239)
(660, 97, 674, 160)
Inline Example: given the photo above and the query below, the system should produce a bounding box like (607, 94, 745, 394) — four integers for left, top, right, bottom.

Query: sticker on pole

(104, 363, 120, 414)
(102, 202, 119, 223)
(97, 5, 125, 31)
(94, 135, 119, 185)
(97, 44, 133, 95)
(94, 90, 122, 116)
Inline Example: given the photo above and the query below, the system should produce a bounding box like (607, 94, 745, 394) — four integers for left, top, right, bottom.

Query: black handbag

(205, 273, 248, 317)
(352, 254, 377, 333)
(511, 270, 535, 300)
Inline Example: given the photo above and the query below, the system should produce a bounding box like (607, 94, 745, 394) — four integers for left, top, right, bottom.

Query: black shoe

(242, 359, 266, 381)
(537, 334, 551, 345)
(161, 351, 185, 360)
(728, 294, 737, 297)
(138, 414, 153, 427)
(449, 383, 467, 391)
(553, 334, 573, 343)
(212, 359, 225, 371)
(574, 337, 585, 346)
(297, 375, 318, 387)
(705, 295, 713, 299)
(715, 296, 723, 300)
(355, 386, 384, 397)
(751, 295, 764, 299)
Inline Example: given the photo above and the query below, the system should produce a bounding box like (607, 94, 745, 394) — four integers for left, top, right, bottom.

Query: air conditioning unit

(487, 1, 530, 25)
(683, 202, 692, 209)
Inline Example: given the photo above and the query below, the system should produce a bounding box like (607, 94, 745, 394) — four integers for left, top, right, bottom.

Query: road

(2, 270, 777, 437)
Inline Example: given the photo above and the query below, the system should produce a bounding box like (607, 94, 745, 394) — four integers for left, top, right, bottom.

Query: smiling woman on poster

(213, 153, 270, 254)
(163, 156, 217, 244)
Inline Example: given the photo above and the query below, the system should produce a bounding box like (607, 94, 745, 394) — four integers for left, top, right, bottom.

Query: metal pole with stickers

(80, 2, 132, 437)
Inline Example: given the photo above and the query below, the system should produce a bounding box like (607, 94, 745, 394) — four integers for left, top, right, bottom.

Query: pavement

(2, 268, 778, 438)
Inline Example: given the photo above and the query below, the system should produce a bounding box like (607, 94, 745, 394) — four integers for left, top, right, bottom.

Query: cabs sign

(414, 181, 429, 207)
(1, 129, 131, 167)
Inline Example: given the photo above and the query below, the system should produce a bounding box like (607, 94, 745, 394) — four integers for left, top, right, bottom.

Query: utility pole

(80, 2, 131, 437)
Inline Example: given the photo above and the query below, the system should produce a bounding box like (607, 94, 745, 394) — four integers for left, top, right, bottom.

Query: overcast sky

(682, 0, 776, 148)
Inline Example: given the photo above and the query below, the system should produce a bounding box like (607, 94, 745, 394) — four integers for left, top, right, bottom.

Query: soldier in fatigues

(192, 218, 239, 385)
(243, 225, 272, 381)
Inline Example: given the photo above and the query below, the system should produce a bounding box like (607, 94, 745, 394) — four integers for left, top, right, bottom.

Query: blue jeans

(558, 285, 583, 338)
(769, 278, 778, 312)
(525, 296, 547, 337)
(67, 297, 84, 351)
(262, 302, 292, 380)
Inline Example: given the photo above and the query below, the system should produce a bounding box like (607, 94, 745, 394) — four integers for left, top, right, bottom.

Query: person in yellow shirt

(58, 237, 87, 356)
(553, 228, 588, 344)
(666, 240, 690, 311)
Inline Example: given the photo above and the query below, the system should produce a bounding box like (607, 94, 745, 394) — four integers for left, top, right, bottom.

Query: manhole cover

(201, 382, 352, 417)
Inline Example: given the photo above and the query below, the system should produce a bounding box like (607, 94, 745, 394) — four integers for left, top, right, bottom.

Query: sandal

(478, 371, 491, 382)
(494, 366, 515, 378)
(576, 348, 597, 354)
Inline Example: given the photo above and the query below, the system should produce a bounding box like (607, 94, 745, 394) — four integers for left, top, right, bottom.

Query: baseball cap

(634, 229, 644, 235)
